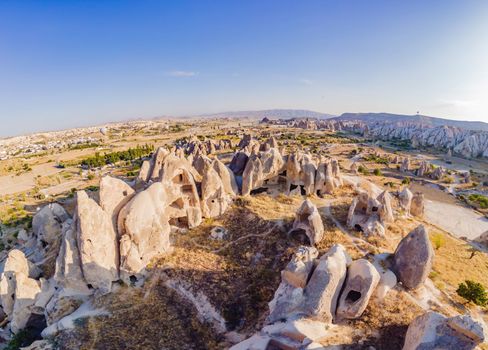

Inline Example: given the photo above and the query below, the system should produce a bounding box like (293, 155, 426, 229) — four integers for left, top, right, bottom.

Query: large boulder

(76, 191, 119, 294)
(289, 200, 324, 246)
(301, 244, 350, 323)
(117, 182, 172, 283)
(32, 203, 69, 248)
(403, 311, 485, 350)
(135, 159, 151, 190)
(393, 225, 434, 289)
(336, 259, 380, 319)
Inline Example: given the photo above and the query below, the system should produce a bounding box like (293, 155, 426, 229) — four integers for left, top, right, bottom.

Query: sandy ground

(424, 199, 488, 240)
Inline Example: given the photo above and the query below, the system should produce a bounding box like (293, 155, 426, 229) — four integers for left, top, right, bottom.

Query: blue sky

(1, 0, 487, 137)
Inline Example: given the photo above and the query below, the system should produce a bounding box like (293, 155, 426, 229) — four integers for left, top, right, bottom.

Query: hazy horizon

(1, 0, 488, 137)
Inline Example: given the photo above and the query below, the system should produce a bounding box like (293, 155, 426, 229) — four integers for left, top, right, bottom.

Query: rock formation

(410, 192, 425, 217)
(117, 183, 171, 284)
(76, 191, 119, 294)
(403, 311, 485, 350)
(301, 244, 350, 323)
(200, 164, 232, 218)
(32, 203, 69, 249)
(289, 200, 324, 246)
(399, 187, 413, 214)
(336, 259, 380, 320)
(393, 225, 434, 289)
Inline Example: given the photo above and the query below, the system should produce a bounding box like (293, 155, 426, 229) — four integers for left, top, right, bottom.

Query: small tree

(457, 280, 488, 306)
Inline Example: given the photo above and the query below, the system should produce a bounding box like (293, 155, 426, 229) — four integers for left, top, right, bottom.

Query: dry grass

(56, 282, 222, 350)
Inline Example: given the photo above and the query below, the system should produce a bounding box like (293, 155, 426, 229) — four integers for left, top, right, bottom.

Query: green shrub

(358, 165, 369, 175)
(468, 194, 488, 209)
(457, 280, 488, 306)
(431, 233, 444, 250)
(402, 177, 411, 185)
(373, 168, 382, 176)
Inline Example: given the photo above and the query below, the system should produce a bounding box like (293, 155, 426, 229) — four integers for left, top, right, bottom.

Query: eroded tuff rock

(54, 219, 90, 294)
(289, 200, 324, 246)
(347, 189, 392, 236)
(76, 191, 119, 293)
(399, 187, 413, 215)
(410, 192, 425, 217)
(99, 175, 135, 230)
(393, 225, 434, 289)
(267, 246, 319, 324)
(336, 259, 380, 320)
(32, 203, 69, 248)
(242, 148, 284, 195)
(403, 311, 485, 350)
(229, 151, 249, 177)
(0, 250, 42, 334)
(212, 158, 238, 196)
(302, 244, 350, 323)
(0, 249, 41, 317)
(200, 164, 233, 218)
(159, 154, 202, 228)
(281, 247, 318, 289)
(117, 182, 171, 283)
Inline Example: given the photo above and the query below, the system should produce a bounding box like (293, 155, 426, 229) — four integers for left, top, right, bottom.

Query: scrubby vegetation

(456, 280, 488, 306)
(468, 193, 488, 209)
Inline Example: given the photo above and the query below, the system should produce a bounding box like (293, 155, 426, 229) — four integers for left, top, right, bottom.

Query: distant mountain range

(197, 109, 488, 132)
(197, 109, 336, 120)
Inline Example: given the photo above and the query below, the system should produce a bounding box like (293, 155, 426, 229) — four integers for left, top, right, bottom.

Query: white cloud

(166, 70, 198, 77)
(299, 78, 313, 86)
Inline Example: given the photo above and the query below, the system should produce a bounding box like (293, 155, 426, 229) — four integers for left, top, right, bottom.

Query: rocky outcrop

(242, 148, 284, 195)
(289, 200, 324, 246)
(393, 225, 434, 289)
(301, 244, 350, 323)
(336, 259, 380, 320)
(53, 220, 90, 294)
(117, 183, 172, 283)
(159, 154, 202, 228)
(32, 203, 69, 249)
(76, 191, 119, 293)
(99, 175, 135, 231)
(200, 164, 233, 218)
(0, 250, 42, 334)
(212, 159, 238, 196)
(354, 122, 488, 159)
(403, 311, 485, 350)
(347, 190, 393, 236)
(229, 151, 249, 176)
